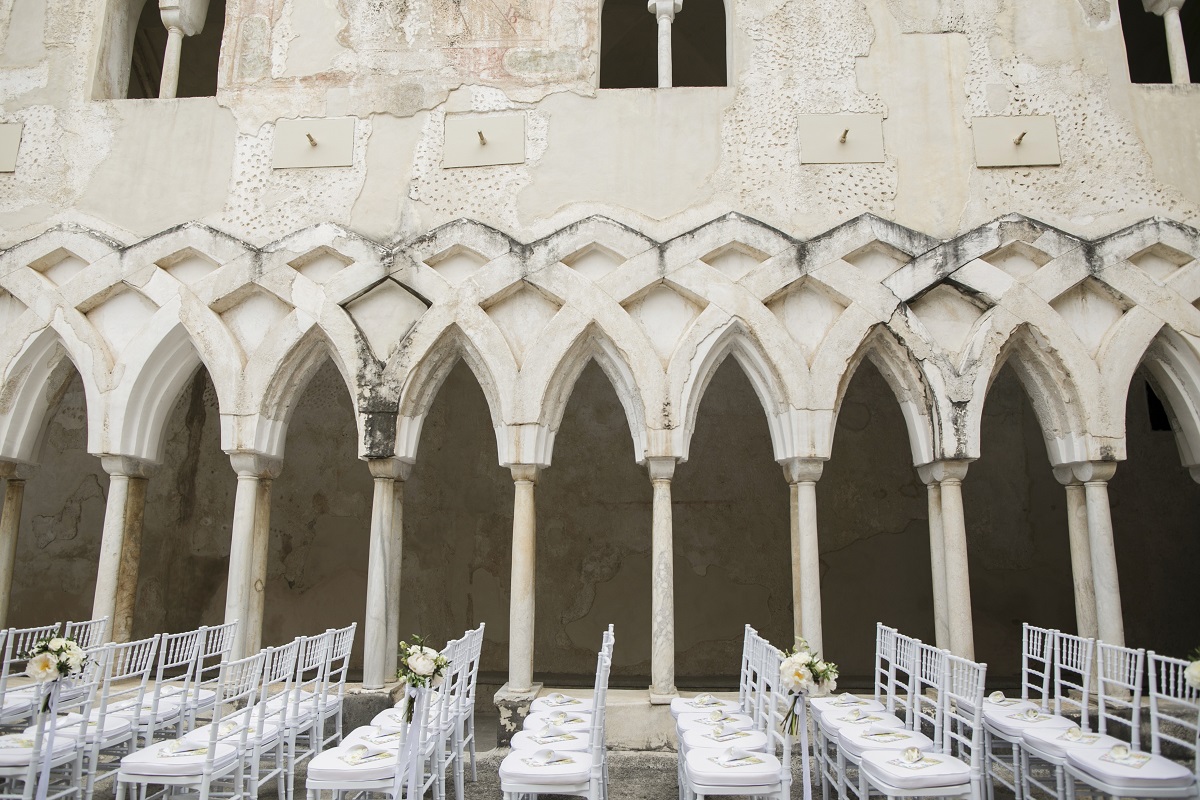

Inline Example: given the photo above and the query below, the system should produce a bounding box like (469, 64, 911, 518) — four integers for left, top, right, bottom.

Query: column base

(493, 681, 543, 746)
(648, 687, 679, 705)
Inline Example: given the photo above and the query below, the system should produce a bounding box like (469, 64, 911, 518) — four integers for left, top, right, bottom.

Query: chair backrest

(18, 654, 103, 790)
(0, 623, 64, 708)
(249, 642, 298, 757)
(293, 630, 332, 716)
(758, 643, 791, 794)
(325, 623, 357, 701)
(195, 621, 238, 687)
(1095, 641, 1145, 749)
(1050, 631, 1094, 729)
(874, 623, 898, 705)
(907, 641, 946, 746)
(739, 624, 757, 712)
(146, 627, 203, 741)
(889, 631, 920, 715)
(942, 653, 988, 780)
(747, 630, 771, 729)
(395, 686, 434, 800)
(438, 636, 466, 734)
(586, 650, 613, 785)
(461, 623, 485, 718)
(64, 617, 110, 650)
(90, 636, 159, 762)
(200, 651, 266, 778)
(1146, 651, 1199, 774)
(1019, 623, 1055, 710)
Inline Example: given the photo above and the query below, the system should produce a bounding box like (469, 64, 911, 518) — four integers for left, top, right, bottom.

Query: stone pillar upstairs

(93, 457, 155, 643)
(0, 462, 34, 629)
(1144, 0, 1192, 84)
(647, 0, 682, 88)
(363, 459, 412, 690)
(647, 456, 678, 703)
(916, 465, 950, 650)
(1052, 466, 1099, 640)
(495, 464, 542, 745)
(923, 460, 975, 659)
(1071, 461, 1125, 647)
(224, 453, 281, 660)
(157, 0, 210, 98)
(781, 458, 825, 653)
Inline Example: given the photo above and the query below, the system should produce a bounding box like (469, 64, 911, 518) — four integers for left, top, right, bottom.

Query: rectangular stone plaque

(273, 117, 356, 169)
(444, 114, 526, 168)
(0, 124, 22, 172)
(972, 115, 1060, 167)
(797, 114, 885, 164)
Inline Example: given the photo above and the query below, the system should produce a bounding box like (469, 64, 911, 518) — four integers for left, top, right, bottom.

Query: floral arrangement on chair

(395, 634, 450, 722)
(780, 637, 839, 736)
(1186, 647, 1200, 691)
(24, 635, 88, 711)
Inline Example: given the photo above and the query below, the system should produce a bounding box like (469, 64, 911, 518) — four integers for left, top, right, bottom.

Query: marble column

(781, 458, 825, 653)
(1073, 461, 1124, 647)
(508, 465, 540, 693)
(927, 460, 974, 658)
(244, 476, 274, 655)
(1053, 466, 1098, 639)
(647, 456, 678, 702)
(647, 0, 681, 88)
(386, 469, 409, 679)
(158, 25, 185, 99)
(0, 462, 33, 630)
(224, 454, 281, 660)
(93, 457, 154, 643)
(917, 465, 950, 650)
(364, 459, 412, 690)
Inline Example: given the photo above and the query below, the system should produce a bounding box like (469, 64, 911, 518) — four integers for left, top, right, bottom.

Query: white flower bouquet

(780, 637, 839, 736)
(24, 635, 88, 713)
(395, 634, 450, 722)
(1185, 647, 1200, 692)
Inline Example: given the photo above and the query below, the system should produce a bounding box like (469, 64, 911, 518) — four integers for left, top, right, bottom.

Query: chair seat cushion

(1066, 747, 1195, 789)
(0, 731, 78, 766)
(1021, 727, 1121, 760)
(119, 739, 238, 777)
(522, 711, 592, 733)
(810, 694, 885, 715)
(343, 726, 406, 749)
(27, 712, 132, 745)
(531, 693, 595, 714)
(680, 727, 769, 754)
(838, 725, 934, 757)
(0, 686, 38, 720)
(308, 743, 402, 783)
(821, 709, 905, 733)
(510, 729, 591, 752)
(499, 748, 591, 785)
(670, 695, 739, 719)
(860, 748, 972, 790)
(984, 707, 1073, 738)
(107, 696, 184, 725)
(676, 711, 754, 734)
(183, 718, 281, 747)
(684, 746, 782, 787)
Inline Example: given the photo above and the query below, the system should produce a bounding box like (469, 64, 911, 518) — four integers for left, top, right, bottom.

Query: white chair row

(308, 622, 485, 800)
(500, 625, 614, 800)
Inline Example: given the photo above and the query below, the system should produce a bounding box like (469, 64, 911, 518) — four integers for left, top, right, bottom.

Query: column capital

(510, 464, 540, 484)
(779, 457, 824, 484)
(0, 461, 36, 481)
(645, 456, 677, 482)
(228, 453, 283, 479)
(1052, 465, 1082, 487)
(1142, 0, 1185, 15)
(1065, 460, 1117, 484)
(367, 458, 413, 481)
(647, 0, 682, 20)
(917, 459, 971, 485)
(99, 455, 156, 479)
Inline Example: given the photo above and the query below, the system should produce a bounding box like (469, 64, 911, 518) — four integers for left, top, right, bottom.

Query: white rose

(1185, 660, 1200, 691)
(65, 642, 84, 658)
(421, 646, 439, 659)
(407, 652, 436, 677)
(793, 651, 813, 665)
(47, 638, 66, 652)
(65, 652, 84, 673)
(26, 652, 58, 682)
(825, 677, 837, 695)
(780, 657, 813, 694)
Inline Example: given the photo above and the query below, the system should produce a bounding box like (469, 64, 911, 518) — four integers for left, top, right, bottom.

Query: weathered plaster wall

(13, 351, 1198, 681)
(1, 0, 1199, 247)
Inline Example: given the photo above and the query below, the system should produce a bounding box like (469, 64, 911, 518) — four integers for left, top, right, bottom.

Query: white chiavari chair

(0, 623, 63, 726)
(318, 623, 357, 749)
(62, 618, 109, 651)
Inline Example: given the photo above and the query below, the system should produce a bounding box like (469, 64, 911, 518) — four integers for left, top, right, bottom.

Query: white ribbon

(798, 698, 812, 800)
(34, 680, 61, 800)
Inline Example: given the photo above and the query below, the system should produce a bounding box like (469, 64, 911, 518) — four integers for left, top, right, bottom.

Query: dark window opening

(1118, 0, 1199, 84)
(599, 0, 726, 88)
(127, 0, 226, 99)
(1146, 381, 1174, 432)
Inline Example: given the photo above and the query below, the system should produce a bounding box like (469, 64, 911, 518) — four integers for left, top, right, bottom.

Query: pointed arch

(834, 325, 937, 465)
(0, 328, 99, 464)
(1134, 327, 1200, 468)
(538, 323, 649, 463)
(672, 317, 789, 462)
(394, 322, 511, 461)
